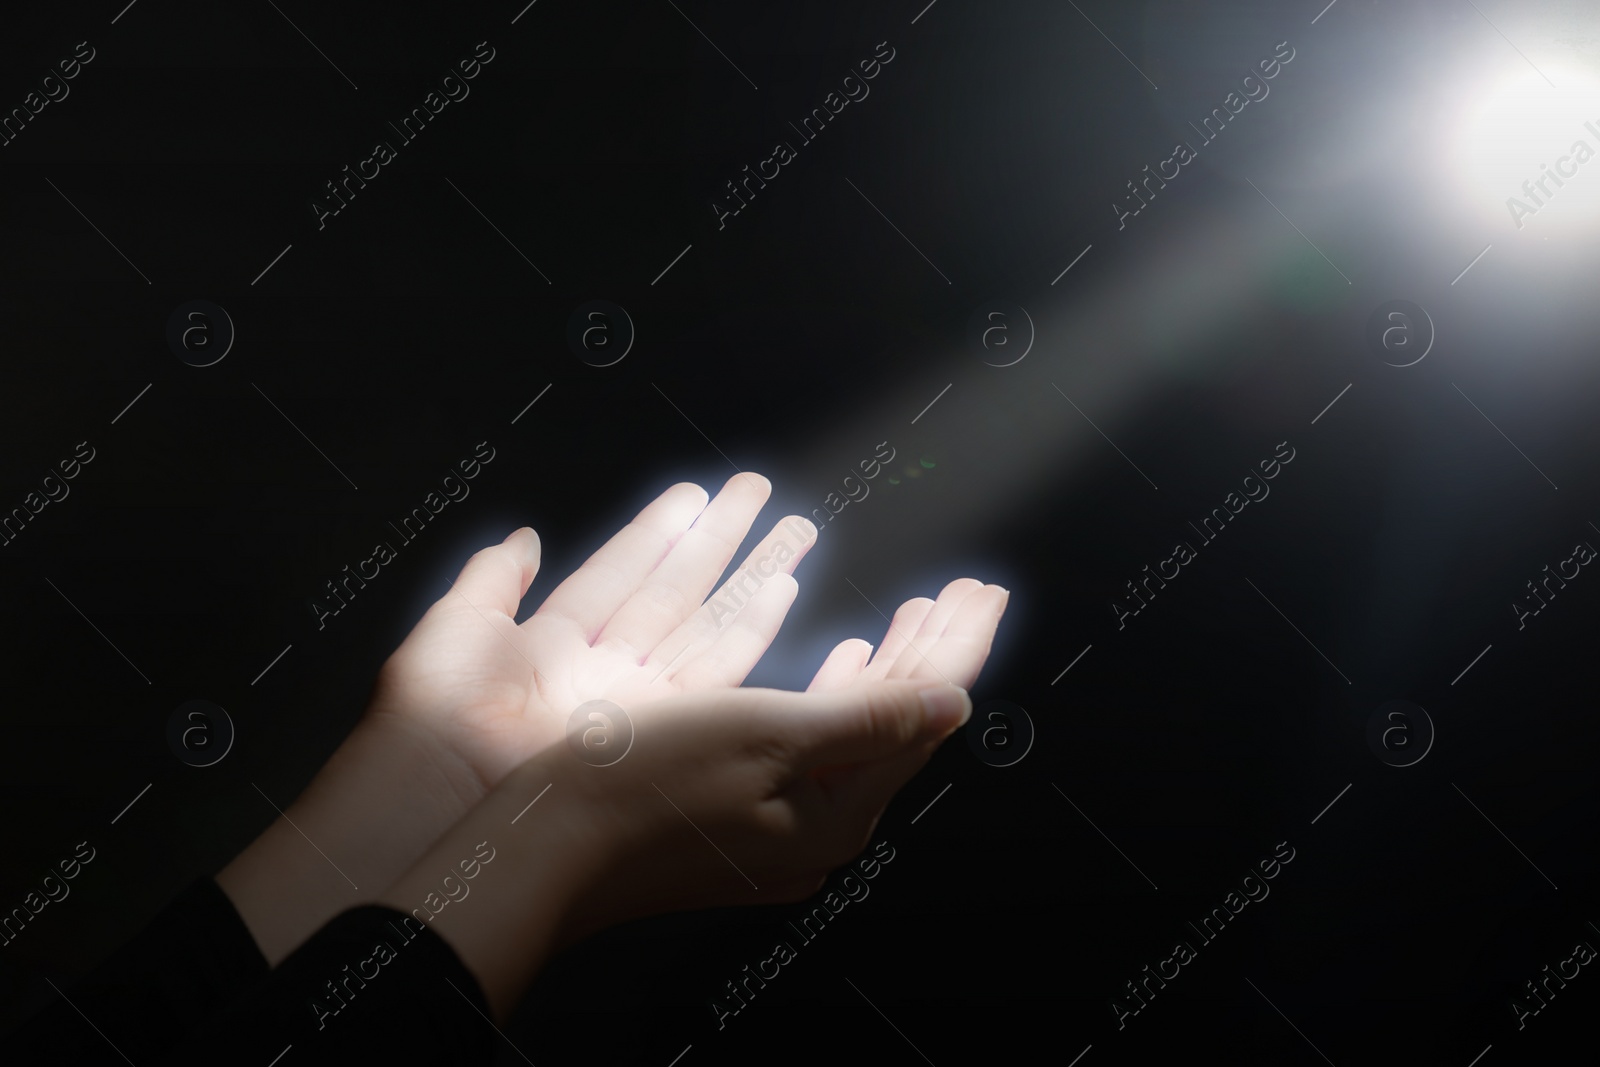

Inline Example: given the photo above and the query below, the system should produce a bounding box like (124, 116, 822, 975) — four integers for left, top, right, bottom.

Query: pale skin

(381, 679, 977, 1020)
(217, 472, 1008, 980)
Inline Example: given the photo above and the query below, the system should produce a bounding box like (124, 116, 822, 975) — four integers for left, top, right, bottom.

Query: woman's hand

(379, 679, 976, 1021)
(366, 472, 816, 801)
(572, 572, 1008, 937)
(223, 473, 820, 963)
(218, 471, 1006, 967)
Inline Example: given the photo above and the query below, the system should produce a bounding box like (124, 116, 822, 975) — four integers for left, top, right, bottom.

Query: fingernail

(502, 527, 536, 557)
(920, 685, 971, 734)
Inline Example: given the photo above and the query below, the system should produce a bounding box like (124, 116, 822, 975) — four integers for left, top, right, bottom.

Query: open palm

(365, 472, 1007, 800)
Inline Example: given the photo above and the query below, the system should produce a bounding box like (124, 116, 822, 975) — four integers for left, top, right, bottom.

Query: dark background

(2, 0, 1599, 1063)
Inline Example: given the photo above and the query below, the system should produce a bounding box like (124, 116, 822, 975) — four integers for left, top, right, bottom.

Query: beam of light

(767, 31, 1600, 651)
(714, 192, 1341, 697)
(772, 197, 1333, 549)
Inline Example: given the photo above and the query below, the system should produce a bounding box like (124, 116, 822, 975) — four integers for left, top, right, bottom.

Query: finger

(644, 515, 817, 676)
(884, 578, 986, 679)
(806, 638, 874, 692)
(857, 597, 935, 680)
(801, 587, 1006, 809)
(808, 588, 1007, 813)
(770, 680, 970, 773)
(668, 572, 800, 690)
(898, 584, 1009, 686)
(444, 527, 542, 619)
(533, 482, 709, 640)
(595, 472, 770, 660)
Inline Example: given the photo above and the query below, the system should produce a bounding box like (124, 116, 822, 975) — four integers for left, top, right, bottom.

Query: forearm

(217, 714, 486, 966)
(376, 752, 604, 1021)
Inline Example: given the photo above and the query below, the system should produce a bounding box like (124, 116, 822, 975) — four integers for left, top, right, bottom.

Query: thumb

(770, 680, 971, 771)
(445, 527, 541, 618)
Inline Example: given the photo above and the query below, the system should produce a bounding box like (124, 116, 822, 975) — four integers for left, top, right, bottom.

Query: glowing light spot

(1450, 64, 1600, 232)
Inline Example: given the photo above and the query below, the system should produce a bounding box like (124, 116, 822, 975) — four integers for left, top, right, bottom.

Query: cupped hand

(557, 577, 1009, 938)
(221, 471, 1008, 969)
(367, 472, 817, 800)
(390, 678, 980, 1020)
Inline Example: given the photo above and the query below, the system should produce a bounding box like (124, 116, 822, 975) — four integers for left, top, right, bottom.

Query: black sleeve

(10, 882, 497, 1067)
(6, 876, 270, 1061)
(165, 904, 497, 1066)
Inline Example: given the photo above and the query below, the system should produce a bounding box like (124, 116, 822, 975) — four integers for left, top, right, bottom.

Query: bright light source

(1450, 65, 1600, 233)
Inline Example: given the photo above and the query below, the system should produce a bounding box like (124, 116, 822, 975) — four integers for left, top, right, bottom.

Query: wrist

(353, 706, 492, 822)
(217, 709, 487, 966)
(377, 747, 610, 1019)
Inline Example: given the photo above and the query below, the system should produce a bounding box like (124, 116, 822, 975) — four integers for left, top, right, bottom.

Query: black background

(3, 0, 1600, 1063)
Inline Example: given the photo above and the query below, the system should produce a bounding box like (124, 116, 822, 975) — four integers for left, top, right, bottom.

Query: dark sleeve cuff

(4, 875, 272, 1061)
(168, 905, 497, 1067)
